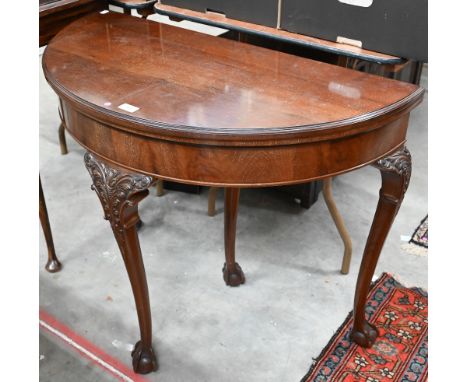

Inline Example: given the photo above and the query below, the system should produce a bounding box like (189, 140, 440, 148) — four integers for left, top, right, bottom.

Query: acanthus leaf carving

(373, 146, 412, 194)
(84, 152, 153, 233)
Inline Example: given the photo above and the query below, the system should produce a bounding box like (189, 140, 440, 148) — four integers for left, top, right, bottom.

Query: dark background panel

(281, 0, 427, 62)
(161, 0, 279, 27)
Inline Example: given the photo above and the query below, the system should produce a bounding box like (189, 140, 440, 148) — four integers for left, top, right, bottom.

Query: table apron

(62, 102, 410, 187)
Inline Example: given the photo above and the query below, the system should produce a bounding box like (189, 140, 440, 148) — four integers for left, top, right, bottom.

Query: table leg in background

(223, 187, 245, 286)
(207, 187, 219, 216)
(58, 105, 68, 155)
(40, 176, 62, 273)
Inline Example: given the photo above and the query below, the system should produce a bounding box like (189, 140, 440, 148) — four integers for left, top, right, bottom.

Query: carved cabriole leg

(40, 176, 62, 273)
(322, 178, 353, 274)
(223, 188, 245, 286)
(84, 152, 157, 374)
(351, 146, 412, 347)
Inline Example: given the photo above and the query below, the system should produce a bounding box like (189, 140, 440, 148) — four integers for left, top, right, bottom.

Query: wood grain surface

(43, 13, 422, 142)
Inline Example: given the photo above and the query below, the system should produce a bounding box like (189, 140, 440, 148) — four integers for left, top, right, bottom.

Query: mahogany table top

(43, 12, 422, 141)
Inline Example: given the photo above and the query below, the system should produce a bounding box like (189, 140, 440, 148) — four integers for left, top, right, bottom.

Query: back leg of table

(40, 177, 62, 273)
(207, 187, 219, 216)
(58, 122, 68, 155)
(58, 106, 68, 155)
(155, 179, 164, 196)
(323, 177, 352, 274)
(223, 188, 245, 286)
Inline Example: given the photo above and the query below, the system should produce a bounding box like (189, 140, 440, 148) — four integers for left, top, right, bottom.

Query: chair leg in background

(323, 177, 353, 274)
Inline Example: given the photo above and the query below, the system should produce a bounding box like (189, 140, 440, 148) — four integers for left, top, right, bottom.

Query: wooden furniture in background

(39, 0, 107, 47)
(108, 0, 157, 18)
(280, 0, 427, 62)
(43, 13, 423, 373)
(40, 0, 107, 156)
(40, 176, 62, 273)
(155, 3, 403, 65)
(157, 0, 427, 62)
(323, 178, 352, 275)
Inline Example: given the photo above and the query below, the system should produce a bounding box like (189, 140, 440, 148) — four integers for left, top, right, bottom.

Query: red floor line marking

(39, 310, 149, 382)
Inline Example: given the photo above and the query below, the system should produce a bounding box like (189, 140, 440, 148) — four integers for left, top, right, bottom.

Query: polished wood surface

(43, 12, 423, 374)
(154, 3, 402, 64)
(44, 13, 418, 135)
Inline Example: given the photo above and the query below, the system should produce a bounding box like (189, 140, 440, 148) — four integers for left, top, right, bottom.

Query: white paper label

(338, 0, 373, 7)
(118, 103, 140, 113)
(336, 36, 363, 48)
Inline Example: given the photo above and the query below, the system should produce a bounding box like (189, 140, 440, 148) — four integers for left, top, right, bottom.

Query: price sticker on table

(118, 103, 140, 113)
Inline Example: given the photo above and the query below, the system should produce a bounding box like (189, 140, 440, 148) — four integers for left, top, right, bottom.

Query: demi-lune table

(42, 12, 424, 374)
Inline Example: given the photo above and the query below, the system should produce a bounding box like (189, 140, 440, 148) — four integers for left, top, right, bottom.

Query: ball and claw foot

(45, 259, 62, 273)
(350, 321, 378, 348)
(222, 262, 245, 287)
(131, 341, 158, 374)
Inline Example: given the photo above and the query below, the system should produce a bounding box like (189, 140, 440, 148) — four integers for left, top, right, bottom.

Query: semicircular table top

(43, 12, 423, 140)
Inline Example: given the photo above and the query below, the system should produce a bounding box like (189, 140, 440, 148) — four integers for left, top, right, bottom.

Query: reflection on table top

(43, 12, 422, 134)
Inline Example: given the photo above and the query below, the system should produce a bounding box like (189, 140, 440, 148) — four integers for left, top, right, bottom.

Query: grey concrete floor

(39, 42, 427, 381)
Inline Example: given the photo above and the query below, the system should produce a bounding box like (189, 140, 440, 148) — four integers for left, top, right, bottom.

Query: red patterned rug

(301, 273, 428, 382)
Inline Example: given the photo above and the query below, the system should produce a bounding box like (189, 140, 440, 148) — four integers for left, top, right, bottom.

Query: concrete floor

(39, 32, 428, 381)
